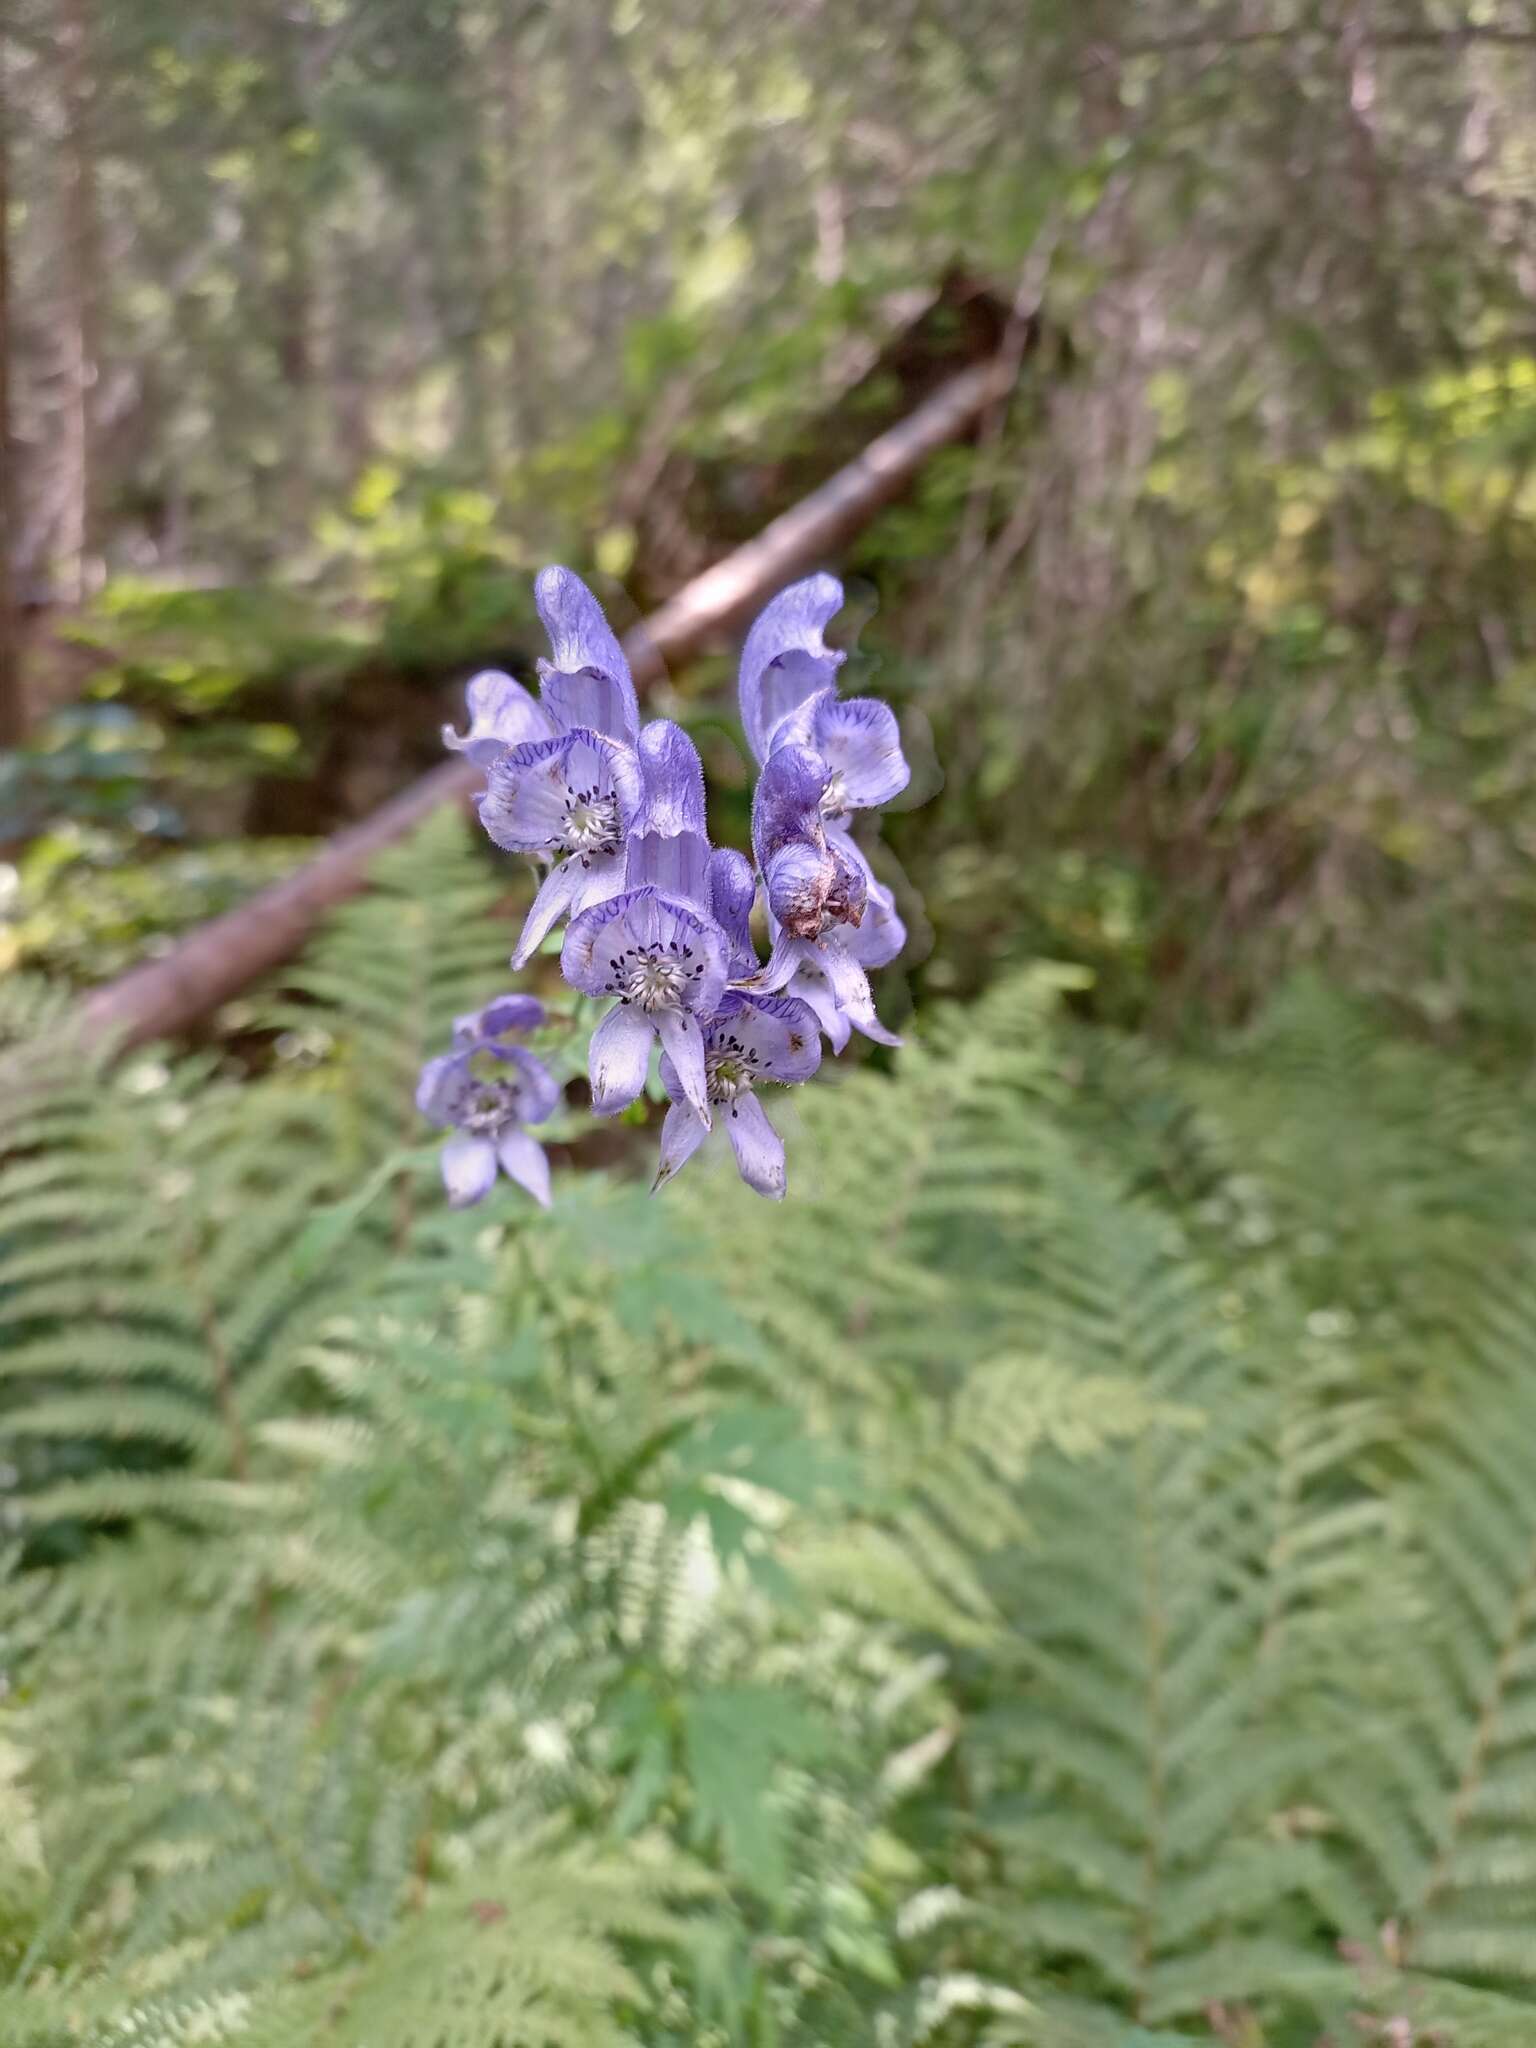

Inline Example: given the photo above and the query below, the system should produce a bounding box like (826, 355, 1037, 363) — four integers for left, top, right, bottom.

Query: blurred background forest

(7, 4, 1536, 2046)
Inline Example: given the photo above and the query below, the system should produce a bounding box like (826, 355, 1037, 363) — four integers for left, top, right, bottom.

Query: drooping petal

(561, 887, 728, 1017)
(496, 1127, 552, 1207)
(787, 958, 852, 1053)
(499, 1045, 562, 1126)
(586, 1001, 655, 1116)
(416, 1050, 475, 1127)
(708, 992, 821, 1085)
(510, 859, 582, 969)
(535, 566, 638, 742)
(842, 869, 906, 970)
(709, 848, 759, 978)
(443, 670, 554, 764)
(635, 719, 707, 837)
(821, 940, 902, 1048)
(763, 841, 834, 940)
(744, 927, 805, 995)
(440, 1131, 499, 1208)
(455, 992, 545, 1047)
(626, 829, 712, 914)
(651, 1100, 710, 1193)
(739, 574, 846, 763)
(723, 1093, 787, 1200)
(656, 1007, 710, 1125)
(813, 696, 910, 812)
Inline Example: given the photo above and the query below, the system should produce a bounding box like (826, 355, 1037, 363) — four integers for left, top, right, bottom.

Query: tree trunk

(0, 33, 23, 747)
(73, 351, 1020, 1052)
(56, 0, 101, 602)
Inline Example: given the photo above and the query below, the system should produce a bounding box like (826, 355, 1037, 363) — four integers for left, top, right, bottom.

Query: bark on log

(75, 351, 1020, 1051)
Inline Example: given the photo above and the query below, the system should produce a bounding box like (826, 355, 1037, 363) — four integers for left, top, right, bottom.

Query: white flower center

(820, 770, 849, 819)
(625, 955, 690, 1013)
(706, 1027, 762, 1103)
(461, 1081, 516, 1134)
(561, 786, 621, 857)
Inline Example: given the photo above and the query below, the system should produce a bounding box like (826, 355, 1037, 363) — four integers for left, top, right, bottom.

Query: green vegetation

(1, 823, 1535, 2043)
(6, 6, 1536, 2041)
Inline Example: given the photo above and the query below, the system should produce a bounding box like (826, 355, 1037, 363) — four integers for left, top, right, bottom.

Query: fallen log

(75, 351, 1018, 1050)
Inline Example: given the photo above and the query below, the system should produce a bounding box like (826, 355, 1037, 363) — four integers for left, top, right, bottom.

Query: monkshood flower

(467, 569, 645, 968)
(750, 742, 867, 940)
(737, 572, 911, 823)
(415, 994, 560, 1209)
(738, 573, 847, 764)
(561, 885, 729, 1124)
(652, 992, 822, 1200)
(762, 859, 907, 1053)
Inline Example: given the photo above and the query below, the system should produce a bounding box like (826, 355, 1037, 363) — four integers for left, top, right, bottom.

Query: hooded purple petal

(636, 719, 707, 838)
(626, 830, 712, 915)
(443, 670, 555, 765)
(534, 567, 639, 743)
(739, 574, 846, 763)
(710, 848, 759, 979)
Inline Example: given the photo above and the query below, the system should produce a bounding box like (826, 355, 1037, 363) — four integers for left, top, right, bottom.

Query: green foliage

(9, 827, 1536, 2043)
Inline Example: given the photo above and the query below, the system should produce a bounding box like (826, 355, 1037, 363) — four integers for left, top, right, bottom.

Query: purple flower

(481, 730, 644, 969)
(777, 692, 910, 822)
(415, 995, 561, 1208)
(533, 566, 640, 745)
(624, 719, 712, 915)
(443, 669, 554, 766)
(651, 992, 822, 1200)
(751, 743, 868, 941)
(561, 886, 729, 1124)
(752, 840, 905, 1052)
(738, 573, 847, 764)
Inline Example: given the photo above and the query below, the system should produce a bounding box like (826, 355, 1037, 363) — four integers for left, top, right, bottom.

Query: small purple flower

(416, 995, 561, 1209)
(533, 566, 640, 745)
(561, 886, 729, 1124)
(738, 573, 847, 764)
(482, 730, 645, 968)
(443, 669, 555, 766)
(651, 992, 822, 1200)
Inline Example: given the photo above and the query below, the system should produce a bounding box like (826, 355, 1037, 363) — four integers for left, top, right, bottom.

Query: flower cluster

(420, 565, 910, 1204)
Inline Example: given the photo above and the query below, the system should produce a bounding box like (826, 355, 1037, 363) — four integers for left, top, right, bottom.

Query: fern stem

(1132, 1431, 1167, 2022)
